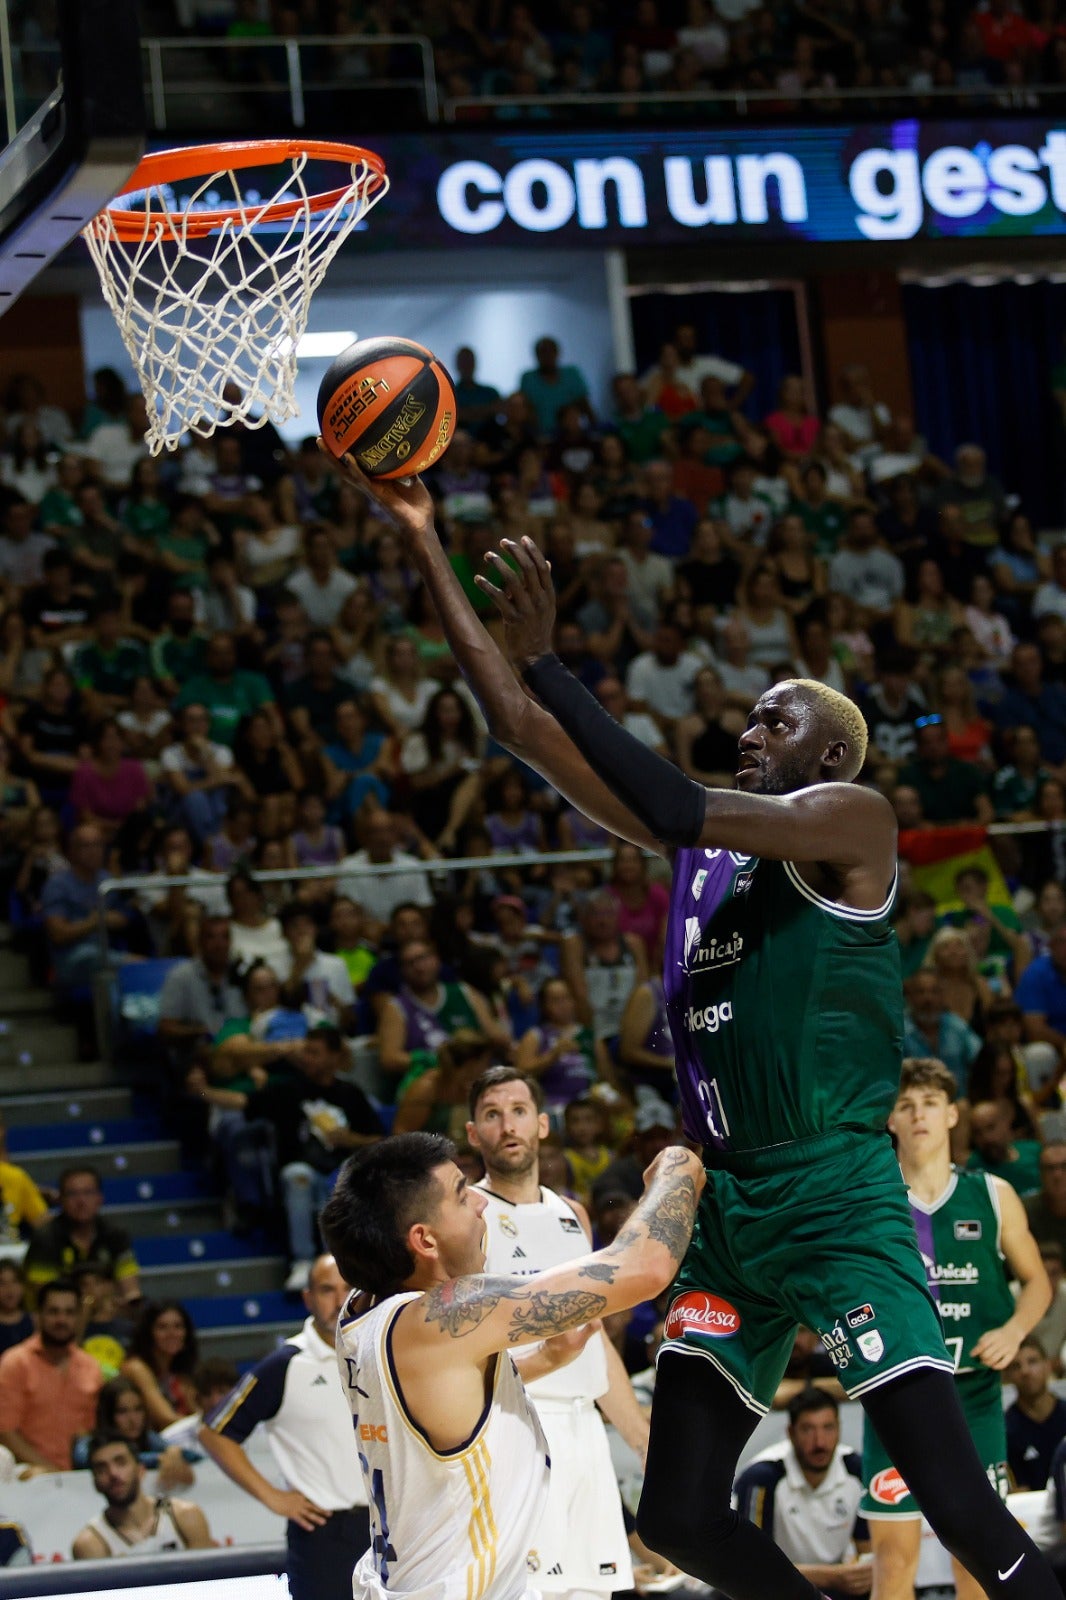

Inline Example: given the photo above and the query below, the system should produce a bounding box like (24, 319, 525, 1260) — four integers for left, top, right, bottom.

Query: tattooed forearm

(507, 1289, 607, 1340)
(601, 1168, 701, 1268)
(645, 1175, 700, 1261)
(423, 1277, 607, 1341)
(577, 1261, 619, 1284)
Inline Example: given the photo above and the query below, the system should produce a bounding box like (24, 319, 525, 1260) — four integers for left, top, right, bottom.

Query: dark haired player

(324, 457, 1060, 1600)
(320, 1132, 703, 1600)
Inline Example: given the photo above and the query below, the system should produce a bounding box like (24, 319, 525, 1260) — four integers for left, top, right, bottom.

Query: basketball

(316, 335, 457, 479)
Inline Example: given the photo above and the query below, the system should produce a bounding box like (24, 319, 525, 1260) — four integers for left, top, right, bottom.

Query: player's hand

(539, 1318, 604, 1372)
(267, 1487, 331, 1529)
(474, 536, 556, 668)
(972, 1323, 1023, 1370)
(319, 441, 436, 542)
(832, 1560, 874, 1595)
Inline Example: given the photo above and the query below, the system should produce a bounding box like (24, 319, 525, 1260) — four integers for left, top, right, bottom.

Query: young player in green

(325, 461, 1063, 1600)
(863, 1057, 1050, 1600)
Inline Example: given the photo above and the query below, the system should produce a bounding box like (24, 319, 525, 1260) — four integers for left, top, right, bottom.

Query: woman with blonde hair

(934, 665, 993, 767)
(922, 925, 1002, 1031)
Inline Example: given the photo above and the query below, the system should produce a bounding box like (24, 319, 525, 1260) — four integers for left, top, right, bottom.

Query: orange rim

(95, 139, 388, 241)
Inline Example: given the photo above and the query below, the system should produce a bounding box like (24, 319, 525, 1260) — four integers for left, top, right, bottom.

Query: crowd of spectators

(153, 0, 1066, 117)
(7, 317, 1066, 1578)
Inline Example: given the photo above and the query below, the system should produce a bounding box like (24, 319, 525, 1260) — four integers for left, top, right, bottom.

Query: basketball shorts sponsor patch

(665, 1290, 741, 1339)
(870, 1467, 911, 1506)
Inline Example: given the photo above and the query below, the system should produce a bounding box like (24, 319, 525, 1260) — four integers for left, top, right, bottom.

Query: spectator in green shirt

(175, 632, 278, 748)
(150, 590, 208, 696)
(683, 374, 745, 467)
(898, 714, 994, 824)
(794, 461, 849, 557)
(609, 374, 671, 464)
(940, 864, 1027, 969)
(39, 455, 86, 537)
(992, 725, 1053, 819)
(327, 896, 377, 991)
(120, 459, 171, 544)
(519, 336, 592, 437)
(73, 597, 147, 720)
(968, 1097, 1043, 1196)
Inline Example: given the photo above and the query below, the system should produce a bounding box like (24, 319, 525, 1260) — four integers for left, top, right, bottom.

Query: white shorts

(526, 1397, 634, 1596)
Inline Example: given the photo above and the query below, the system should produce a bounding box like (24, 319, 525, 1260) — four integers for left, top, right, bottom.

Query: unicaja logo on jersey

(870, 1468, 911, 1506)
(664, 1291, 741, 1339)
(681, 918, 745, 976)
(684, 1000, 734, 1034)
(921, 1253, 979, 1284)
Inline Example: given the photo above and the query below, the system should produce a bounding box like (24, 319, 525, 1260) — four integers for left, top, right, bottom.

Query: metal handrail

(141, 32, 440, 126)
(6, 34, 441, 128)
(443, 81, 1064, 121)
(95, 846, 620, 964)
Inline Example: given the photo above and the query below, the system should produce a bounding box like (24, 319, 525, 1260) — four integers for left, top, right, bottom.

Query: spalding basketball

(316, 335, 457, 479)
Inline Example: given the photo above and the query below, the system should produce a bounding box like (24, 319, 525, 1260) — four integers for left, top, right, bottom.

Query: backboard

(0, 0, 145, 310)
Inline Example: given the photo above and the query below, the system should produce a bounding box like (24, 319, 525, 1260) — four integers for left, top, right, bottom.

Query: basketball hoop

(82, 139, 389, 455)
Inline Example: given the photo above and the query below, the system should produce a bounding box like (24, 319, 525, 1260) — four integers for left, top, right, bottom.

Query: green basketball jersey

(909, 1167, 1015, 1379)
(664, 848, 903, 1158)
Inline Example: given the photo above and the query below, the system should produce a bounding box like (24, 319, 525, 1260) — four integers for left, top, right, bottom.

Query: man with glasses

(22, 1167, 141, 1310)
(898, 713, 994, 825)
(1026, 1144, 1066, 1261)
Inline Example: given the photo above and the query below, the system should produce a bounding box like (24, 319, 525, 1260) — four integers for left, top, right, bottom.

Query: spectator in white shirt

(733, 1387, 871, 1600)
(715, 617, 772, 710)
(285, 526, 358, 627)
(827, 510, 905, 622)
(197, 550, 258, 640)
(336, 811, 433, 934)
(617, 510, 675, 620)
(1034, 546, 1066, 625)
(644, 322, 754, 410)
(595, 676, 670, 755)
(625, 618, 704, 732)
(78, 394, 151, 490)
(0, 498, 54, 589)
(272, 902, 356, 1030)
(827, 363, 890, 460)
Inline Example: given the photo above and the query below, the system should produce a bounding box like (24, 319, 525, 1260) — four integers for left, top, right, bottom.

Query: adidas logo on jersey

(512, 1246, 527, 1259)
(547, 1565, 564, 1576)
(311, 1375, 329, 1386)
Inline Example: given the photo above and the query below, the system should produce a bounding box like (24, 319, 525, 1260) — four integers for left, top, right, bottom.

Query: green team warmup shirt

(862, 1168, 1013, 1515)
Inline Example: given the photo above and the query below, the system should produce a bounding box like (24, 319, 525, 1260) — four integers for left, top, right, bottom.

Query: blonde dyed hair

(778, 678, 869, 780)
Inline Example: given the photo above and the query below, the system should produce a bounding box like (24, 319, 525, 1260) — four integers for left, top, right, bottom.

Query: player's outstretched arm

(480, 534, 898, 888)
(323, 452, 662, 853)
(399, 1146, 704, 1368)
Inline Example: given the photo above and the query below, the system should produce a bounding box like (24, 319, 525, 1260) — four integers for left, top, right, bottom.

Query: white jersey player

(322, 1130, 704, 1600)
(73, 1435, 214, 1560)
(471, 1068, 650, 1600)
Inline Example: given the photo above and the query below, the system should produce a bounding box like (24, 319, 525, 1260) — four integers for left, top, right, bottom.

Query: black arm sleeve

(522, 653, 707, 848)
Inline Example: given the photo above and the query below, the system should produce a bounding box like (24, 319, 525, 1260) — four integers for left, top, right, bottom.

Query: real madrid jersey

(664, 847, 902, 1160)
(336, 1290, 551, 1600)
(477, 1184, 609, 1403)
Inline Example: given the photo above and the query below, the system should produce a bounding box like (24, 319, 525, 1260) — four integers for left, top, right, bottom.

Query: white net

(82, 151, 389, 456)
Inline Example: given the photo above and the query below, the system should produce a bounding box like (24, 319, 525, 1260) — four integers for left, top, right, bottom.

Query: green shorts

(661, 1130, 952, 1415)
(861, 1368, 1008, 1518)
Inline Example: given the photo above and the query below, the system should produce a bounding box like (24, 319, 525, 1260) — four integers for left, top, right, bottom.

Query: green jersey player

(326, 458, 1061, 1600)
(863, 1057, 1049, 1600)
